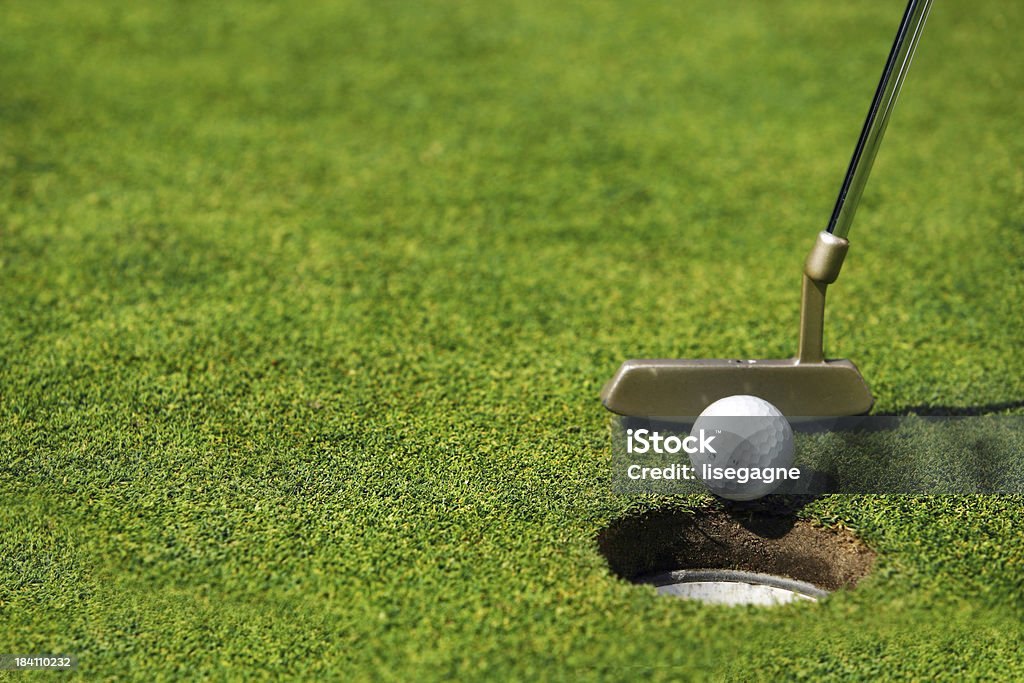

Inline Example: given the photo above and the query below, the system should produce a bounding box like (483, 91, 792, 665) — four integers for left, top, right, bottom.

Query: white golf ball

(688, 395, 794, 501)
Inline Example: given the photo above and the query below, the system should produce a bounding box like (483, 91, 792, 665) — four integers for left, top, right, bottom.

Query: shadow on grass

(886, 399, 1024, 417)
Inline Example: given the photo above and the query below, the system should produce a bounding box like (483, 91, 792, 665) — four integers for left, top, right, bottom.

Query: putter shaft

(827, 0, 934, 238)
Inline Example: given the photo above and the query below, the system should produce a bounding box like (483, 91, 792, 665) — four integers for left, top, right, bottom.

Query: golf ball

(688, 395, 794, 501)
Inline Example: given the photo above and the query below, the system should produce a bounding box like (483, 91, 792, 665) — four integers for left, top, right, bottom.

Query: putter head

(601, 232, 874, 418)
(600, 357, 873, 417)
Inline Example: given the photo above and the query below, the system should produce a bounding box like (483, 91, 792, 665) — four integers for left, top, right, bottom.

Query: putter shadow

(885, 400, 1024, 417)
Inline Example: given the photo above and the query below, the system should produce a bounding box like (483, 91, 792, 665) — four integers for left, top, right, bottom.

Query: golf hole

(598, 506, 874, 607)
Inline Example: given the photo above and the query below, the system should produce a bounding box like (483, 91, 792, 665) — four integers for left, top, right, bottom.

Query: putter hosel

(798, 231, 849, 364)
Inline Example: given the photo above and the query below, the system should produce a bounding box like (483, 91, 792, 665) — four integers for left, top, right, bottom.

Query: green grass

(2, 0, 1023, 679)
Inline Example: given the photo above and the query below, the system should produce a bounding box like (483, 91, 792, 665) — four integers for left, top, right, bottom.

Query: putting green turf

(2, 0, 1023, 678)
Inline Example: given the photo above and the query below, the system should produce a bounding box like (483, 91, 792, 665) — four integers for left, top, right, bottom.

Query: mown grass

(2, 0, 1023, 679)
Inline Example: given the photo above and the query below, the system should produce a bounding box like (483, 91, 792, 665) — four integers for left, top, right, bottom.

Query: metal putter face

(601, 357, 873, 418)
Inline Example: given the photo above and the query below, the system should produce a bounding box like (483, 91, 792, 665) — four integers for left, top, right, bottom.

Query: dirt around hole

(598, 507, 875, 591)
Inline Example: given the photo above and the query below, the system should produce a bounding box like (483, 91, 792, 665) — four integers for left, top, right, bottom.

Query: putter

(602, 0, 934, 417)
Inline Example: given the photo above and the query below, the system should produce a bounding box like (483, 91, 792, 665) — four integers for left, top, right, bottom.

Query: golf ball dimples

(688, 395, 794, 501)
